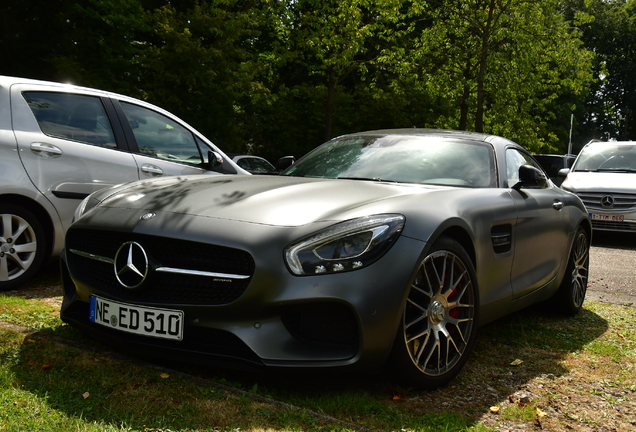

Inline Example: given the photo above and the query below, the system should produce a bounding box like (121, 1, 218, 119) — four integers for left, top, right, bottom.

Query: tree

(403, 0, 594, 152)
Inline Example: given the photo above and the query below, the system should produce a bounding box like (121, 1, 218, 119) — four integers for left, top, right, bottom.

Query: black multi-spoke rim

(571, 231, 589, 308)
(403, 250, 475, 376)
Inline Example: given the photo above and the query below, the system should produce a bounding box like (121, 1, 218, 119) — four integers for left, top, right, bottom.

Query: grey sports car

(60, 129, 591, 389)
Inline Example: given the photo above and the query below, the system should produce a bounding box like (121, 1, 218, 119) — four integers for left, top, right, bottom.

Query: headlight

(73, 195, 96, 221)
(73, 182, 140, 222)
(285, 214, 405, 275)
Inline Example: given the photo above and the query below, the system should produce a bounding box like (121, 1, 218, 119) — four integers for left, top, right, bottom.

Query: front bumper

(60, 210, 425, 372)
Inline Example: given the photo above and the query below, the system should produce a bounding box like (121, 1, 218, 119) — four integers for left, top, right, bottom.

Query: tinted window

(533, 155, 576, 178)
(238, 157, 275, 172)
(284, 135, 496, 187)
(120, 102, 203, 165)
(23, 92, 116, 148)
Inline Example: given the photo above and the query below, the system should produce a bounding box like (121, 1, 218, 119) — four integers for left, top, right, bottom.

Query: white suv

(560, 140, 636, 232)
(0, 76, 247, 290)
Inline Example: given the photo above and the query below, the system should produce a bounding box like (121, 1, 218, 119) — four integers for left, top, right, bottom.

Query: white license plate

(89, 295, 183, 341)
(590, 213, 624, 222)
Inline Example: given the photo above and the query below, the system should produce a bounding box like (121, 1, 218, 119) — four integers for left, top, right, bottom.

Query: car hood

(563, 171, 636, 193)
(90, 175, 439, 227)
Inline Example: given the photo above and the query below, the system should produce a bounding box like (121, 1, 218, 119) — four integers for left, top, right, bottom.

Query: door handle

(141, 164, 164, 176)
(30, 142, 63, 157)
(553, 201, 564, 210)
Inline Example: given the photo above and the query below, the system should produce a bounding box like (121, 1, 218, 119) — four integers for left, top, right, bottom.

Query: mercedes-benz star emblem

(600, 195, 615, 208)
(114, 241, 149, 288)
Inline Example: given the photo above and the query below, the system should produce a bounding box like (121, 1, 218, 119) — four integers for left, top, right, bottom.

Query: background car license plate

(89, 295, 183, 341)
(590, 213, 624, 222)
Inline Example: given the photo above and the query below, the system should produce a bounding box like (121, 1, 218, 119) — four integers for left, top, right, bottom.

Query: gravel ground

(587, 231, 636, 307)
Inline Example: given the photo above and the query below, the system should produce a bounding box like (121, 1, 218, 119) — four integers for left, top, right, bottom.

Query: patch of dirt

(2, 259, 63, 308)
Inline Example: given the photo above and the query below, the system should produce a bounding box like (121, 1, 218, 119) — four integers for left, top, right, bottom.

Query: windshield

(573, 143, 636, 172)
(282, 135, 496, 187)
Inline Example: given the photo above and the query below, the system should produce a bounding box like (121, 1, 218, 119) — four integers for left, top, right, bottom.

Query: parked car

(60, 129, 591, 389)
(0, 75, 248, 291)
(560, 140, 636, 232)
(533, 154, 576, 187)
(231, 155, 278, 174)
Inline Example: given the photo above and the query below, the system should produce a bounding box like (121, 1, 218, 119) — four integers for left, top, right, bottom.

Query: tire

(554, 226, 590, 315)
(388, 236, 479, 390)
(0, 203, 47, 291)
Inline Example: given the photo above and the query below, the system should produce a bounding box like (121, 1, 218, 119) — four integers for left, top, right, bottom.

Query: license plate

(590, 213, 624, 222)
(89, 295, 183, 341)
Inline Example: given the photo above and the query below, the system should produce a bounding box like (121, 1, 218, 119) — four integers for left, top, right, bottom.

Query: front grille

(66, 229, 255, 305)
(281, 303, 359, 349)
(591, 220, 636, 232)
(578, 191, 636, 211)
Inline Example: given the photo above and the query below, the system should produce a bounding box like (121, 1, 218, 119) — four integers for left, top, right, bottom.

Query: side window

(506, 148, 542, 188)
(23, 92, 117, 148)
(120, 102, 203, 165)
(236, 158, 251, 170)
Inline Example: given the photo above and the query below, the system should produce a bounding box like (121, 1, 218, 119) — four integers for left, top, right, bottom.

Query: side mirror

(276, 155, 295, 171)
(208, 151, 224, 168)
(557, 167, 570, 178)
(512, 165, 548, 190)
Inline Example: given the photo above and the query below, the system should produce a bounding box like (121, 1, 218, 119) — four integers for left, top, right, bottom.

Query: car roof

(348, 128, 490, 140)
(337, 128, 522, 151)
(0, 75, 127, 100)
(584, 140, 635, 147)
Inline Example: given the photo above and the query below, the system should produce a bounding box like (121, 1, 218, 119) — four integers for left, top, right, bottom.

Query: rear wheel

(0, 204, 47, 291)
(388, 236, 478, 389)
(555, 226, 589, 315)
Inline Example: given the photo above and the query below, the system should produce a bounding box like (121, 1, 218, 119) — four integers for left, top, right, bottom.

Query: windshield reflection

(283, 135, 496, 188)
(574, 143, 636, 172)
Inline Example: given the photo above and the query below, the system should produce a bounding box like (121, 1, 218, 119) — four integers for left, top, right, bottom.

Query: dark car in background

(231, 155, 278, 175)
(60, 129, 591, 389)
(533, 154, 576, 187)
(0, 76, 246, 291)
(560, 140, 636, 232)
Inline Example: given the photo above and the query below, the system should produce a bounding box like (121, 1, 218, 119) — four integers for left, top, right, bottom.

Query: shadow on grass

(7, 300, 608, 431)
(592, 230, 636, 250)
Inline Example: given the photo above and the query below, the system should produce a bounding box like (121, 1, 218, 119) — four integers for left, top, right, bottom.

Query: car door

(11, 85, 140, 232)
(506, 148, 568, 299)
(111, 100, 235, 178)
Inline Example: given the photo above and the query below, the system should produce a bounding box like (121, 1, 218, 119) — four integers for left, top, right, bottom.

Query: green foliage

(0, 0, 610, 157)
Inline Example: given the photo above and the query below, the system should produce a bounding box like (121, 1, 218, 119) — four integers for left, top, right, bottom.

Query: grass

(1, 290, 635, 431)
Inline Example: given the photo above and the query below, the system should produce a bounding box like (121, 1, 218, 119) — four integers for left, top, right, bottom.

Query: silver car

(0, 76, 247, 291)
(560, 140, 636, 232)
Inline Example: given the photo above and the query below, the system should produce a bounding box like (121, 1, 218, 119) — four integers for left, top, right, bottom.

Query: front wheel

(388, 236, 479, 390)
(0, 204, 47, 291)
(554, 226, 590, 315)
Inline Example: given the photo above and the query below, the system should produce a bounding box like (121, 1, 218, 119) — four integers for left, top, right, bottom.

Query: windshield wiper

(337, 176, 398, 183)
(596, 168, 636, 173)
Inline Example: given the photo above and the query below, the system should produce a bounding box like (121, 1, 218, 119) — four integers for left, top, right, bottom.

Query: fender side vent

(491, 224, 512, 254)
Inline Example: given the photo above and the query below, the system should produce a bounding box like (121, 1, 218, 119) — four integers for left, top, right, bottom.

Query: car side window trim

(101, 97, 132, 152)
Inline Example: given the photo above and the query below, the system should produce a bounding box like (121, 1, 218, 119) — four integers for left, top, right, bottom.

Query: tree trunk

(325, 69, 337, 141)
(475, 0, 496, 133)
